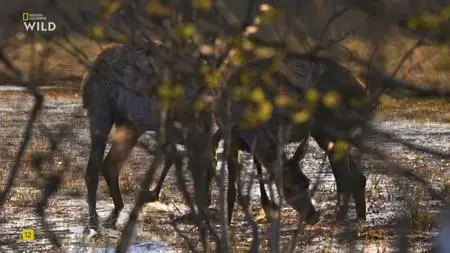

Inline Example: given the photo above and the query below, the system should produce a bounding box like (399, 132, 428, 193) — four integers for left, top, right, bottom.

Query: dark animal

(216, 53, 373, 224)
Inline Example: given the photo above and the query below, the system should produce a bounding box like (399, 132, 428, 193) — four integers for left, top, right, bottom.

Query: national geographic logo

(22, 12, 56, 32)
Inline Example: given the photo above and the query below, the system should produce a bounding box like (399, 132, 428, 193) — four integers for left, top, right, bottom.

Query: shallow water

(0, 89, 449, 252)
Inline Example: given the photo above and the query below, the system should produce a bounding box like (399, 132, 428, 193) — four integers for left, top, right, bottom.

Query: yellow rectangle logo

(22, 13, 29, 21)
(21, 229, 35, 241)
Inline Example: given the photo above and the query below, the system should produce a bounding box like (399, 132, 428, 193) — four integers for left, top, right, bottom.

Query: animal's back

(219, 53, 372, 146)
(283, 54, 373, 133)
(81, 43, 166, 130)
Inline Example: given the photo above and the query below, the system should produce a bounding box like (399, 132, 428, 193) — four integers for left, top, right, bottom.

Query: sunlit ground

(0, 89, 449, 252)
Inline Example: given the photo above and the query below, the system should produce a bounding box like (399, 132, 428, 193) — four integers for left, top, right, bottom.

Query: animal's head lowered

(281, 161, 320, 225)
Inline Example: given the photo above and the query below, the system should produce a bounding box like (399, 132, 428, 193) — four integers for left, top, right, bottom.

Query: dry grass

(1, 34, 115, 89)
(339, 35, 450, 91)
(1, 32, 449, 93)
(375, 95, 450, 123)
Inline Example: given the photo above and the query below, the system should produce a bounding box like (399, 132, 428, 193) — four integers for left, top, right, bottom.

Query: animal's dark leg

(329, 156, 350, 222)
(254, 157, 278, 222)
(287, 137, 309, 166)
(313, 132, 366, 222)
(85, 103, 115, 231)
(85, 134, 108, 230)
(186, 123, 215, 220)
(328, 154, 366, 222)
(226, 146, 239, 225)
(85, 133, 109, 231)
(312, 133, 349, 221)
(347, 156, 366, 220)
(145, 153, 174, 202)
(103, 121, 140, 228)
(184, 119, 217, 252)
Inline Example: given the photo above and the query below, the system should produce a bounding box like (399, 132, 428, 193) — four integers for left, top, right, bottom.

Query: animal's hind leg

(328, 154, 366, 222)
(313, 133, 366, 222)
(85, 134, 108, 230)
(85, 111, 114, 230)
(102, 120, 140, 228)
(226, 146, 239, 225)
(347, 156, 366, 220)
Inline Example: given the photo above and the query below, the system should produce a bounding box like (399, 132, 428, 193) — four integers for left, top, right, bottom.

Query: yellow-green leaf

(230, 49, 245, 66)
(157, 82, 171, 98)
(173, 83, 185, 98)
(254, 47, 275, 58)
(250, 87, 266, 103)
(193, 99, 207, 111)
(305, 88, 320, 104)
(322, 91, 340, 108)
(256, 101, 273, 122)
(146, 0, 169, 17)
(292, 109, 310, 124)
(92, 24, 104, 39)
(240, 71, 256, 85)
(205, 70, 223, 88)
(262, 72, 274, 85)
(107, 1, 121, 15)
(407, 17, 420, 30)
(332, 139, 350, 161)
(441, 5, 450, 20)
(193, 0, 212, 11)
(275, 94, 293, 108)
(178, 23, 196, 39)
(421, 12, 441, 29)
(232, 87, 249, 101)
(241, 39, 254, 51)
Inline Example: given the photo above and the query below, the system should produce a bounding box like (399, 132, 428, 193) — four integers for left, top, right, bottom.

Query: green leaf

(92, 24, 104, 39)
(193, 0, 212, 11)
(177, 23, 196, 39)
(146, 0, 169, 17)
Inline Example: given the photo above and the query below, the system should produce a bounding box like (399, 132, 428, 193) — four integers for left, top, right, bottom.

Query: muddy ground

(0, 88, 449, 252)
